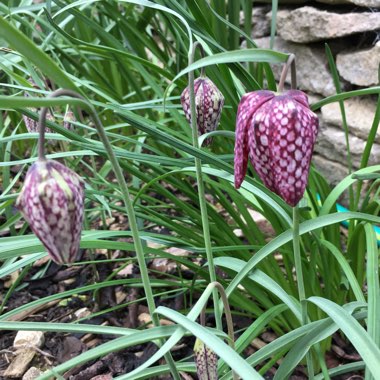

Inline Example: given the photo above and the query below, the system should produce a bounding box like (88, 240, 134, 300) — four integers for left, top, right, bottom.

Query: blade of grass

(155, 306, 263, 380)
(0, 16, 79, 92)
(309, 296, 380, 378)
(364, 223, 380, 380)
(311, 87, 380, 111)
(223, 212, 380, 301)
(172, 49, 289, 82)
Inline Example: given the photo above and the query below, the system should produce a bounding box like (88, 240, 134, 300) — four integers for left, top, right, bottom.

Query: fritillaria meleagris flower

(194, 338, 218, 380)
(23, 79, 52, 134)
(23, 79, 74, 136)
(16, 159, 85, 264)
(234, 90, 318, 207)
(181, 76, 224, 146)
(63, 109, 75, 130)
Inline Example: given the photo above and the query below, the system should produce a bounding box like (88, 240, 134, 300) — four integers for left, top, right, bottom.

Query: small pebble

(22, 367, 43, 380)
(74, 307, 91, 319)
(14, 331, 45, 349)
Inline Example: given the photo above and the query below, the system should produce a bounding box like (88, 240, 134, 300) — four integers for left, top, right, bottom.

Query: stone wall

(243, 1, 380, 189)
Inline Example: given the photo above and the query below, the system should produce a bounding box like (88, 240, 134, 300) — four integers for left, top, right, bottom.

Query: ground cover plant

(0, 1, 379, 379)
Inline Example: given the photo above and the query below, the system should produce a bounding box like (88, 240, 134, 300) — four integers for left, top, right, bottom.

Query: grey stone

(316, 0, 349, 3)
(350, 0, 380, 8)
(255, 36, 336, 96)
(255, 0, 308, 3)
(252, 6, 271, 38)
(308, 93, 324, 106)
(337, 42, 380, 87)
(240, 6, 271, 38)
(14, 331, 44, 349)
(315, 121, 380, 168)
(316, 0, 380, 5)
(275, 7, 380, 43)
(22, 367, 43, 380)
(313, 154, 349, 186)
(321, 97, 380, 143)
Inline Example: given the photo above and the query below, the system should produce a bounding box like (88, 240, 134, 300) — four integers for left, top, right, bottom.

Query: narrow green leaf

(274, 302, 367, 379)
(224, 212, 380, 299)
(274, 318, 335, 380)
(365, 224, 380, 348)
(218, 306, 367, 380)
(0, 16, 78, 92)
(53, 0, 193, 48)
(319, 239, 365, 303)
(214, 257, 301, 321)
(37, 325, 204, 380)
(309, 296, 380, 378)
(314, 361, 365, 380)
(113, 283, 223, 380)
(311, 87, 380, 111)
(270, 0, 278, 50)
(319, 165, 380, 216)
(155, 306, 263, 380)
(0, 320, 136, 336)
(0, 96, 88, 109)
(234, 304, 288, 354)
(173, 49, 289, 82)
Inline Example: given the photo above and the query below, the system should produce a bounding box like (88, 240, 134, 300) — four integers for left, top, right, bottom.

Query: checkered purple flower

(194, 338, 217, 380)
(234, 90, 318, 206)
(181, 76, 224, 146)
(23, 79, 74, 137)
(16, 159, 85, 264)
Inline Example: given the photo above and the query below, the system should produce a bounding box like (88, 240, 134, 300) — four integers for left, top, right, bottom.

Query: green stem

(38, 89, 180, 380)
(355, 95, 380, 210)
(200, 282, 238, 380)
(188, 42, 222, 331)
(278, 54, 296, 92)
(293, 204, 314, 378)
(283, 55, 317, 377)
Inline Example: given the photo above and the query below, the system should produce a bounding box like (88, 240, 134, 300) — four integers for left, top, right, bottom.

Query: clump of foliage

(0, 1, 379, 379)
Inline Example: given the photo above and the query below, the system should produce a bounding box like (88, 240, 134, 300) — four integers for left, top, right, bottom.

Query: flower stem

(293, 204, 314, 378)
(200, 282, 238, 380)
(38, 105, 49, 160)
(285, 55, 316, 377)
(197, 43, 206, 77)
(38, 89, 180, 380)
(188, 42, 222, 331)
(278, 53, 297, 92)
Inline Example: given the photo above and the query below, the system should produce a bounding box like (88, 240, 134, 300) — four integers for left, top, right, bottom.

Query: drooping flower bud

(23, 111, 56, 134)
(194, 338, 218, 380)
(16, 159, 85, 264)
(234, 90, 318, 207)
(181, 76, 224, 146)
(23, 79, 74, 136)
(63, 109, 75, 131)
(23, 79, 51, 134)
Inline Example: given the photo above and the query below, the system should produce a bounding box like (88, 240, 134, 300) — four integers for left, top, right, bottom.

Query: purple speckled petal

(181, 77, 224, 146)
(23, 78, 74, 136)
(234, 90, 274, 188)
(247, 90, 318, 206)
(16, 159, 85, 264)
(194, 338, 218, 380)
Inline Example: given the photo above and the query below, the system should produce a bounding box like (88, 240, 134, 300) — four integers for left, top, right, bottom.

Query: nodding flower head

(16, 159, 85, 264)
(23, 79, 74, 136)
(181, 76, 224, 146)
(234, 90, 318, 207)
(194, 338, 218, 380)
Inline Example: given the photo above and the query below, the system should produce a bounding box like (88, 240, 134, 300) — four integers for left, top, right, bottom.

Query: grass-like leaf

(309, 297, 380, 378)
